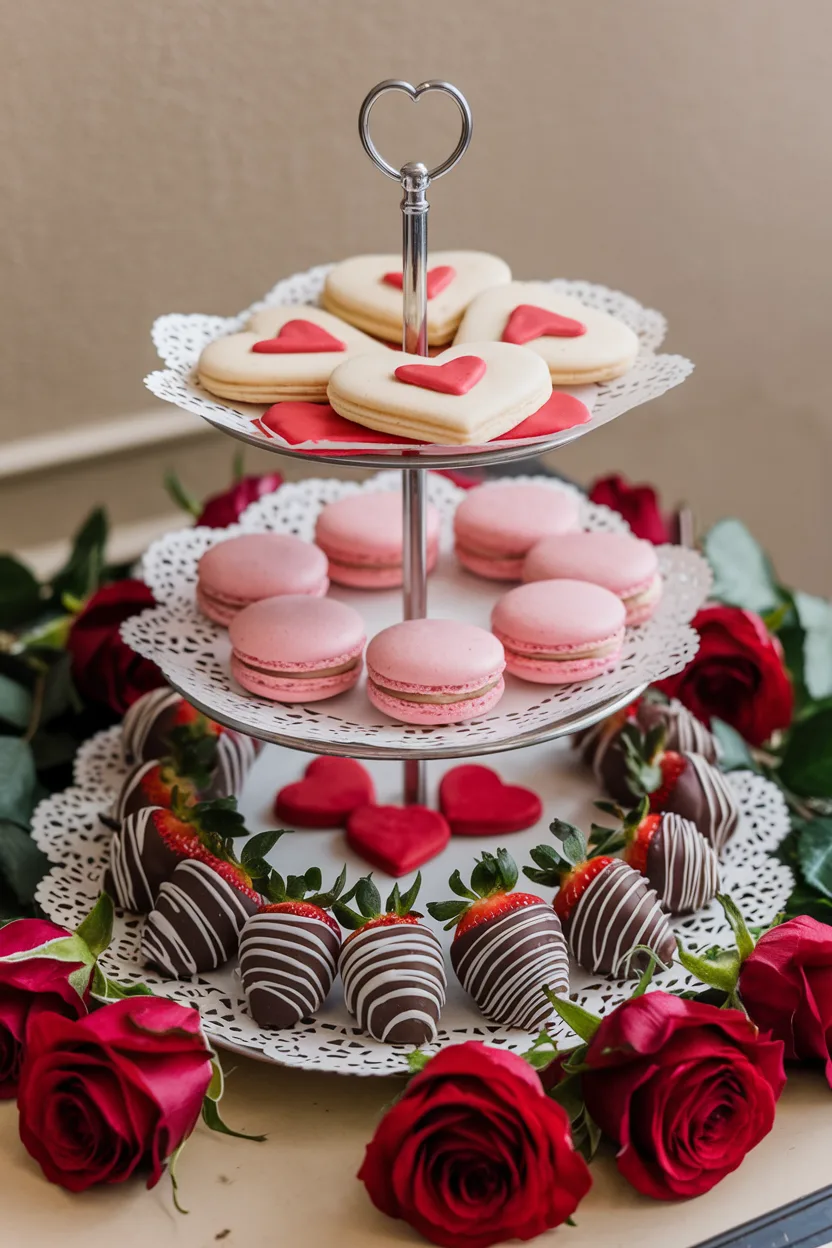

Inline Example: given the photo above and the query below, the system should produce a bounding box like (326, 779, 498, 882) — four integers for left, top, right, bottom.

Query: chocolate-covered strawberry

(579, 693, 719, 804)
(524, 820, 675, 978)
(121, 685, 260, 768)
(593, 797, 719, 914)
(427, 849, 568, 1030)
(621, 725, 738, 855)
(334, 874, 446, 1045)
(109, 725, 247, 825)
(141, 829, 282, 977)
(240, 865, 351, 1028)
(107, 793, 252, 914)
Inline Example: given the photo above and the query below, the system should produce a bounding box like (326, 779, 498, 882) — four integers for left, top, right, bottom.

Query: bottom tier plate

(32, 729, 792, 1077)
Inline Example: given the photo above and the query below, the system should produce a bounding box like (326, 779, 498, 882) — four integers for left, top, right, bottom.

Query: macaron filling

(367, 674, 503, 706)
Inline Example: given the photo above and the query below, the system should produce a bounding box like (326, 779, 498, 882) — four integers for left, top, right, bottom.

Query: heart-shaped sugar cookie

(439, 765, 542, 836)
(274, 757, 375, 828)
(455, 281, 640, 384)
(346, 804, 451, 876)
(327, 341, 552, 444)
(322, 251, 511, 345)
(197, 305, 386, 404)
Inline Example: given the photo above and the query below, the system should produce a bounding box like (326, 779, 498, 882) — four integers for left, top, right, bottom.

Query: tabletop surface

(0, 1054, 830, 1248)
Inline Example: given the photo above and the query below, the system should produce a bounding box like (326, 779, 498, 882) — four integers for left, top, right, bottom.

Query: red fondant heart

(382, 265, 456, 300)
(251, 319, 347, 354)
(347, 805, 450, 876)
(274, 757, 375, 829)
(439, 765, 542, 836)
(394, 356, 486, 396)
(502, 304, 587, 346)
(494, 390, 591, 439)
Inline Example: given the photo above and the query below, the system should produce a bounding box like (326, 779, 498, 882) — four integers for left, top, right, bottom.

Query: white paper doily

(120, 473, 711, 758)
(33, 728, 793, 1076)
(144, 267, 693, 460)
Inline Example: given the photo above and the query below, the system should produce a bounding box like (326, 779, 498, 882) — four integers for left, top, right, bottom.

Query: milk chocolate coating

(240, 911, 340, 1028)
(339, 922, 446, 1045)
(661, 753, 739, 856)
(142, 858, 258, 977)
(121, 688, 189, 764)
(566, 859, 676, 978)
(450, 900, 569, 1029)
(645, 813, 720, 913)
(637, 699, 719, 763)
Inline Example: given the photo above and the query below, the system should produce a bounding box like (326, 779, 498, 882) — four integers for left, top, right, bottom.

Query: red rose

(67, 579, 165, 716)
(588, 473, 672, 544)
(434, 468, 485, 490)
(18, 996, 213, 1192)
(0, 919, 92, 1099)
(359, 1041, 591, 1248)
(580, 992, 785, 1199)
(197, 472, 283, 527)
(657, 605, 793, 746)
(739, 916, 832, 1086)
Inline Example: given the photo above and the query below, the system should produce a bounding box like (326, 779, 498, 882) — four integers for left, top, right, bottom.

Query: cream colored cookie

(326, 341, 552, 445)
(197, 305, 387, 404)
(322, 251, 511, 346)
(454, 282, 639, 384)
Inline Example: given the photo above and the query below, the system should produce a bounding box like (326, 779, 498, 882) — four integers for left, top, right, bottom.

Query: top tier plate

(145, 267, 693, 470)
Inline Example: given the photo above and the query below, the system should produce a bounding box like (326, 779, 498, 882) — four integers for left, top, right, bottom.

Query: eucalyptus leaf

(797, 818, 832, 899)
(0, 557, 42, 629)
(779, 707, 832, 797)
(794, 591, 832, 701)
(0, 820, 49, 904)
(0, 674, 32, 730)
(49, 508, 109, 605)
(703, 518, 781, 613)
(711, 719, 759, 773)
(0, 737, 37, 826)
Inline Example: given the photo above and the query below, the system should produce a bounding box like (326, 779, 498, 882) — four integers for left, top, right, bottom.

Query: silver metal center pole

(401, 162, 430, 806)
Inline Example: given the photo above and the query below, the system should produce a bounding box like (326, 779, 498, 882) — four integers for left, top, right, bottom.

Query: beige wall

(2, 0, 831, 590)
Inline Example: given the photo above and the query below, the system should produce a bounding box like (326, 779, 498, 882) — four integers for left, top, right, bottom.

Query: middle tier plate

(122, 472, 712, 758)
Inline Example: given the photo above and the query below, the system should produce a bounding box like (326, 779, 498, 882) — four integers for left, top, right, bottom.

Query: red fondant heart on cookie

(382, 265, 457, 300)
(439, 765, 542, 836)
(274, 757, 375, 828)
(394, 356, 486, 396)
(252, 319, 348, 354)
(502, 304, 587, 345)
(347, 805, 451, 876)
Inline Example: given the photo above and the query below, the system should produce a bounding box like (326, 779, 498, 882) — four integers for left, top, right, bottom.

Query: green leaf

(98, 976, 155, 1000)
(549, 820, 585, 868)
(543, 988, 601, 1043)
(75, 893, 114, 959)
(425, 899, 468, 925)
(356, 876, 381, 917)
(30, 730, 80, 772)
(797, 818, 832, 899)
(304, 867, 322, 893)
(407, 1050, 432, 1075)
(0, 557, 42, 629)
(703, 518, 781, 613)
(164, 470, 201, 519)
(496, 847, 518, 891)
(0, 820, 49, 903)
(779, 707, 832, 797)
(232, 449, 245, 483)
(0, 739, 36, 826)
(793, 591, 832, 701)
(0, 674, 32, 731)
(783, 880, 832, 922)
(201, 1056, 266, 1142)
(716, 894, 755, 961)
(448, 869, 477, 901)
(397, 872, 422, 915)
(676, 942, 740, 993)
(241, 830, 283, 868)
(711, 718, 759, 773)
(470, 856, 498, 896)
(49, 508, 109, 605)
(40, 653, 79, 724)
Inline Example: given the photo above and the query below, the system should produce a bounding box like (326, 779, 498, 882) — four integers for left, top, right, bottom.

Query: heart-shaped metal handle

(358, 79, 473, 183)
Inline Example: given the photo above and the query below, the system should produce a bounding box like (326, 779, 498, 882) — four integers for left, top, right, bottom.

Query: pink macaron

(453, 482, 581, 581)
(229, 595, 365, 702)
(315, 491, 441, 589)
(491, 580, 626, 684)
(366, 619, 506, 725)
(197, 533, 329, 626)
(523, 531, 662, 626)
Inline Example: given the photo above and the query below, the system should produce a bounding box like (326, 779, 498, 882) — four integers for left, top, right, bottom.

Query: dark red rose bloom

(0, 919, 92, 1099)
(739, 916, 832, 1087)
(580, 992, 785, 1200)
(657, 605, 793, 746)
(434, 468, 485, 490)
(18, 996, 213, 1192)
(67, 579, 165, 716)
(197, 473, 283, 527)
(359, 1041, 591, 1248)
(589, 474, 672, 544)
